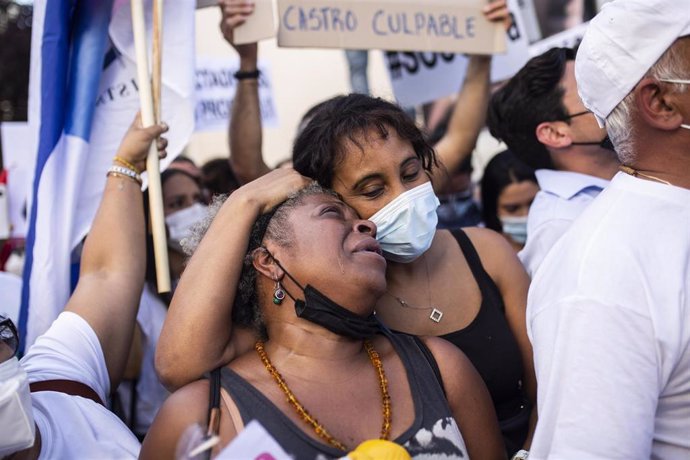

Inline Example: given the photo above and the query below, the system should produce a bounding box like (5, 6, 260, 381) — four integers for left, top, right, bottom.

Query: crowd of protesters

(1, 0, 689, 458)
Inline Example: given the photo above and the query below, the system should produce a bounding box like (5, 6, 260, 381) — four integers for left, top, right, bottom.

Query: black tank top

(440, 229, 530, 454)
(219, 332, 469, 459)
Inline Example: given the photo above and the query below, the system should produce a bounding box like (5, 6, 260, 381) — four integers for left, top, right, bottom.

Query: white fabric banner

(194, 56, 279, 132)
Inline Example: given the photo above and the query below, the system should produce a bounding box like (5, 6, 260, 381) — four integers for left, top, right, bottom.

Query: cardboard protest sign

(195, 56, 279, 132)
(234, 0, 277, 44)
(277, 0, 506, 54)
(386, 0, 530, 107)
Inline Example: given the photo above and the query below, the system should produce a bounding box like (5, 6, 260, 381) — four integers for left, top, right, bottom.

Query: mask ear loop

(260, 246, 305, 303)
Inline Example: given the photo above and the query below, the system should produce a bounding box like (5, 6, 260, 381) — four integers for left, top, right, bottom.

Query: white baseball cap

(575, 0, 690, 127)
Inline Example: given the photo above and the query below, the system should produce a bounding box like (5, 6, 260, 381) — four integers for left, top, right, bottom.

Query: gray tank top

(219, 332, 469, 459)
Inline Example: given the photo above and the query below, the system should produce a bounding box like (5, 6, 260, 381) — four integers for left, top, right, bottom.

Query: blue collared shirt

(519, 169, 609, 277)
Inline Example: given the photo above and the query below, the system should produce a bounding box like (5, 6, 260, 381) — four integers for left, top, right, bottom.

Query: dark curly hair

(487, 47, 576, 170)
(292, 94, 438, 187)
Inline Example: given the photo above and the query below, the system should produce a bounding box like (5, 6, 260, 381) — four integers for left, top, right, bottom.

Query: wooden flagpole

(131, 0, 171, 293)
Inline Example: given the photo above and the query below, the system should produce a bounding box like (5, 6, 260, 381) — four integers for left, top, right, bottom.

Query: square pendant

(429, 308, 443, 323)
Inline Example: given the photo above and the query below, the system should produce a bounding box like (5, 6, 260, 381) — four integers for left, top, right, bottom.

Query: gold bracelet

(113, 156, 142, 174)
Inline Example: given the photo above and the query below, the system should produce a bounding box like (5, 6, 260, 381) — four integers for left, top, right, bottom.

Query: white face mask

(165, 203, 207, 253)
(4, 251, 25, 277)
(0, 357, 36, 456)
(500, 215, 528, 245)
(369, 182, 440, 263)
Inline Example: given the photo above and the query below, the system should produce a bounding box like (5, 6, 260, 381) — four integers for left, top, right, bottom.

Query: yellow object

(113, 155, 141, 174)
(345, 440, 411, 460)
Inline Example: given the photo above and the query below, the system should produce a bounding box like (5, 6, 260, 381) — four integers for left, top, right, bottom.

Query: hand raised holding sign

(483, 0, 511, 32)
(218, 0, 271, 185)
(219, 0, 258, 61)
(431, 0, 509, 191)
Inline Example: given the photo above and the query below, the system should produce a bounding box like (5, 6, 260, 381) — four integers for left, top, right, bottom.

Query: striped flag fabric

(20, 0, 195, 351)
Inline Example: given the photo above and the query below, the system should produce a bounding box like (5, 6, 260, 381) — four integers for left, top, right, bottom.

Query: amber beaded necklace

(255, 340, 392, 451)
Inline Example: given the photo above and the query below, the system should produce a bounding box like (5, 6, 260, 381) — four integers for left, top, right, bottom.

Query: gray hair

(606, 40, 689, 164)
(180, 183, 340, 337)
(181, 194, 227, 256)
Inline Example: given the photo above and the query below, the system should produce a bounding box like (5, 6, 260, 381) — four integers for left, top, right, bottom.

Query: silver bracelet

(107, 165, 142, 185)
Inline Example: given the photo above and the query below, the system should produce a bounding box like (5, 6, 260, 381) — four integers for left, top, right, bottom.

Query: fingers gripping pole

(131, 0, 171, 293)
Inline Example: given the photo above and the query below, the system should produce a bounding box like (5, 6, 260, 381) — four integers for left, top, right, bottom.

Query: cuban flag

(20, 0, 195, 351)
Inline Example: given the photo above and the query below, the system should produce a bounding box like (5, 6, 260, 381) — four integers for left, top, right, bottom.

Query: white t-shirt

(21, 312, 140, 459)
(527, 172, 690, 459)
(519, 169, 609, 277)
(117, 284, 169, 434)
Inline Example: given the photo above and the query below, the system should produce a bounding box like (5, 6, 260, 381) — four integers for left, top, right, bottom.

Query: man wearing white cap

(526, 0, 690, 458)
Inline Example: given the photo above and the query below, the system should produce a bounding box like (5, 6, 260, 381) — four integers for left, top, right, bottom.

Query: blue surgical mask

(500, 215, 528, 245)
(368, 182, 440, 263)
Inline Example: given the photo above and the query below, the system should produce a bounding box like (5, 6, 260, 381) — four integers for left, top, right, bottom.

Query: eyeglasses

(562, 110, 592, 121)
(659, 78, 690, 85)
(0, 316, 19, 359)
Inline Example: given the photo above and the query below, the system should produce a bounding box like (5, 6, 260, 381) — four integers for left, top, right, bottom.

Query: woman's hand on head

(116, 112, 169, 173)
(483, 0, 511, 31)
(232, 167, 312, 214)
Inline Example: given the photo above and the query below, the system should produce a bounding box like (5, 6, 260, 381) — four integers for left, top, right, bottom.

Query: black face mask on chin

(571, 134, 615, 152)
(270, 254, 381, 340)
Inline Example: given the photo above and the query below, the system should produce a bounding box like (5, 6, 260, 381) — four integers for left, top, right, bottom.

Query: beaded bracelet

(107, 165, 143, 186)
(113, 155, 142, 174)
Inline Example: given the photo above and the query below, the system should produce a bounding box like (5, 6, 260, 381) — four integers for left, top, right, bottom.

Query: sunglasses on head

(0, 316, 19, 359)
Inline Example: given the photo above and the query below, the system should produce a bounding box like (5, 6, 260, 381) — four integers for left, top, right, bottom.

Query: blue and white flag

(20, 0, 195, 350)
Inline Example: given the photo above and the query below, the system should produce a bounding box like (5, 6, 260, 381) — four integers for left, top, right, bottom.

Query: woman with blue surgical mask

(481, 151, 539, 252)
(158, 2, 536, 456)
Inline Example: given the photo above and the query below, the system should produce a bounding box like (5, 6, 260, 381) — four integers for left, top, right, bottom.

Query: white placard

(194, 56, 279, 132)
(386, 0, 530, 108)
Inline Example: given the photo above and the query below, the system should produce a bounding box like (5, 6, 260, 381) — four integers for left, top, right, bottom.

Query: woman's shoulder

(416, 336, 486, 397)
(434, 227, 507, 252)
(434, 227, 513, 268)
(140, 379, 212, 459)
(456, 227, 520, 278)
(153, 379, 210, 425)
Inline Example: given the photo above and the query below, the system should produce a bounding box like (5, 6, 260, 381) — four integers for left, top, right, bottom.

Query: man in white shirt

(488, 47, 620, 277)
(527, 1, 690, 457)
(0, 119, 167, 459)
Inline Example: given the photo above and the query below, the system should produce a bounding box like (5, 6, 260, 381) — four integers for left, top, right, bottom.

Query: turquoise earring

(273, 281, 285, 305)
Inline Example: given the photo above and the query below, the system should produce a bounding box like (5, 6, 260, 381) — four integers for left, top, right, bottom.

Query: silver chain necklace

(386, 254, 443, 323)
